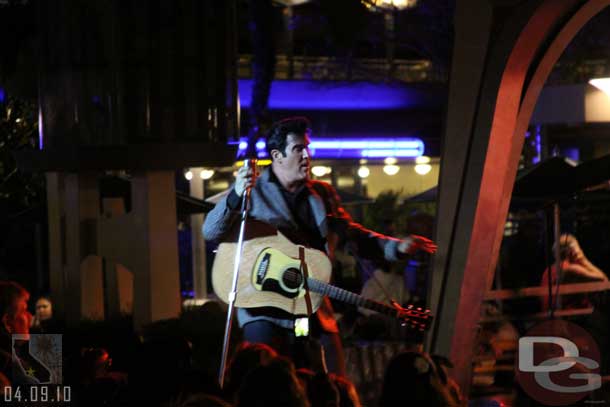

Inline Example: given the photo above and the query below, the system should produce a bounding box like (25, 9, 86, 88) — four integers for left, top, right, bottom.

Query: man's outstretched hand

(399, 235, 437, 255)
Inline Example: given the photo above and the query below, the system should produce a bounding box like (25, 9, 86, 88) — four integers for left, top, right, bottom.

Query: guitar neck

(306, 278, 399, 318)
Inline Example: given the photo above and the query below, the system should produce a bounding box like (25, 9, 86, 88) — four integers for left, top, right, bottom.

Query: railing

(238, 54, 447, 83)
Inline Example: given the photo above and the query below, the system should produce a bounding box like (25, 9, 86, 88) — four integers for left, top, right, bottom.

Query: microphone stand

(218, 157, 257, 388)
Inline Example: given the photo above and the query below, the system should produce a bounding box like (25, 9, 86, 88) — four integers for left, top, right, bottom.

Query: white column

(189, 167, 208, 298)
(130, 171, 181, 329)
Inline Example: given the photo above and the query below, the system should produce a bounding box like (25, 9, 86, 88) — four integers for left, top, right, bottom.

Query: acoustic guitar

(212, 220, 433, 331)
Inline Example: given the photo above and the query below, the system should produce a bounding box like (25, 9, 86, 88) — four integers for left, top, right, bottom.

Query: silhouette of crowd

(1, 280, 469, 406)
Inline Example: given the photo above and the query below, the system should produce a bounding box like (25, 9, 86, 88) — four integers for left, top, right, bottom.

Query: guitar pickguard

(252, 248, 304, 299)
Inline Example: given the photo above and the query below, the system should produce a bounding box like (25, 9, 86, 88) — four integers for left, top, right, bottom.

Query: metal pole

(551, 202, 562, 316)
(218, 159, 256, 388)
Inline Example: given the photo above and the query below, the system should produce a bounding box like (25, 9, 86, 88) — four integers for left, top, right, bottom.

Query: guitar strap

(299, 246, 314, 317)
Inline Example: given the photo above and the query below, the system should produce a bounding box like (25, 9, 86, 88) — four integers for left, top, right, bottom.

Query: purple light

(360, 149, 421, 158)
(38, 108, 44, 150)
(232, 137, 424, 159)
(562, 147, 580, 163)
(0, 87, 5, 103)
(534, 125, 542, 164)
(309, 139, 422, 149)
(238, 79, 439, 110)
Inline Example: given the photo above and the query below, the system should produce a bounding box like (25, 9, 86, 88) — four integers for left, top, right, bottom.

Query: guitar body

(212, 220, 332, 315)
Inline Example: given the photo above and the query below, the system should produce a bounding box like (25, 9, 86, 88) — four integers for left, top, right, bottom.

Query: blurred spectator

(297, 368, 339, 407)
(0, 281, 37, 385)
(236, 357, 310, 407)
(224, 342, 278, 400)
(541, 233, 608, 311)
(30, 295, 64, 334)
(379, 351, 462, 407)
(79, 347, 128, 406)
(0, 281, 32, 339)
(34, 296, 53, 322)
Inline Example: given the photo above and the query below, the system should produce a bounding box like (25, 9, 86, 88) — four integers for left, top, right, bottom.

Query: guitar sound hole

(282, 268, 303, 289)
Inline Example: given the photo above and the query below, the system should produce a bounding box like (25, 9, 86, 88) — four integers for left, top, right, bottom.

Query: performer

(203, 117, 436, 371)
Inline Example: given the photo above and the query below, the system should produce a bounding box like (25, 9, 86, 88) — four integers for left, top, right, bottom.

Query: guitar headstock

(391, 301, 434, 332)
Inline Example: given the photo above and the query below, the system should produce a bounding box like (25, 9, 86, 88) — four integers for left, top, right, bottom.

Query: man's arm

(202, 165, 255, 242)
(560, 234, 607, 281)
(202, 188, 242, 242)
(316, 182, 436, 261)
(564, 261, 608, 282)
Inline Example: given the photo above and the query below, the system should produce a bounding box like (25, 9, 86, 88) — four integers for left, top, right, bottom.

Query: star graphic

(25, 367, 36, 377)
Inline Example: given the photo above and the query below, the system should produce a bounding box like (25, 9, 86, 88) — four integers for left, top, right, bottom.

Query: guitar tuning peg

(416, 307, 422, 311)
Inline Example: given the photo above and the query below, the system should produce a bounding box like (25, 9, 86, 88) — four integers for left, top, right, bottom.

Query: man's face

(272, 133, 311, 184)
(4, 294, 32, 335)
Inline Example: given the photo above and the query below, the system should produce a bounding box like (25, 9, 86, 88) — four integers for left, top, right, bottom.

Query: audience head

(380, 351, 461, 407)
(34, 296, 53, 322)
(0, 281, 31, 336)
(236, 357, 310, 407)
(225, 342, 278, 397)
(554, 233, 584, 262)
(297, 368, 339, 407)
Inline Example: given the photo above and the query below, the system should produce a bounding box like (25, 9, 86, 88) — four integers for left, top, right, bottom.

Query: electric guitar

(212, 220, 433, 331)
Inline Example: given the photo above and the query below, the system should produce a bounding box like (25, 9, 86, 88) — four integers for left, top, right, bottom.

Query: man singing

(203, 117, 436, 372)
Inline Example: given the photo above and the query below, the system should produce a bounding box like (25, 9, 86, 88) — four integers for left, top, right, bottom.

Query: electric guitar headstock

(391, 301, 434, 332)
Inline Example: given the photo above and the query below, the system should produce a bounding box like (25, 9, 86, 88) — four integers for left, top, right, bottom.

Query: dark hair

(35, 295, 52, 304)
(237, 358, 309, 407)
(225, 342, 278, 398)
(380, 352, 459, 407)
(266, 117, 311, 158)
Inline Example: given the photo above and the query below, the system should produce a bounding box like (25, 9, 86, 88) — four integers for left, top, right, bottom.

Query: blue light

(256, 140, 266, 150)
(0, 87, 5, 103)
(309, 139, 423, 150)
(38, 109, 44, 150)
(361, 149, 422, 158)
(238, 79, 440, 110)
(534, 125, 542, 164)
(233, 137, 424, 159)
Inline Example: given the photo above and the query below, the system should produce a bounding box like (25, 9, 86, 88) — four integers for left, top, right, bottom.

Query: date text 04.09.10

(4, 385, 72, 404)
